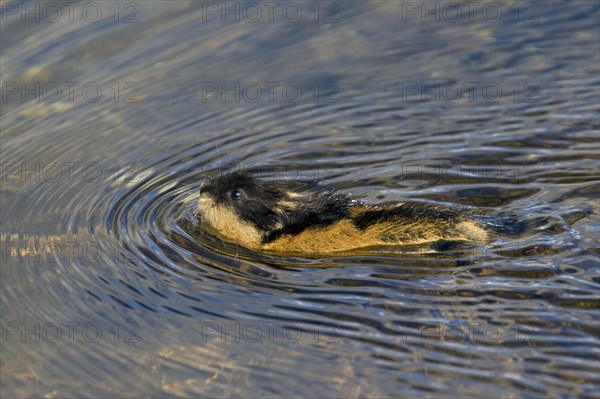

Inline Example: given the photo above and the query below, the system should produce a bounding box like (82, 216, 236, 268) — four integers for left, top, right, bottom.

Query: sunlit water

(1, 1, 599, 398)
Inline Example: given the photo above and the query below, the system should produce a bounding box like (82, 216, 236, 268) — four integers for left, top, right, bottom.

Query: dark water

(1, 1, 599, 397)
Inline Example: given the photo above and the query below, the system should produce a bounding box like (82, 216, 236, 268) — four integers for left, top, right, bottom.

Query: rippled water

(1, 1, 599, 398)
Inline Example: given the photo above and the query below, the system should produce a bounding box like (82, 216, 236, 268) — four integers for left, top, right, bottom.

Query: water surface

(1, 1, 599, 397)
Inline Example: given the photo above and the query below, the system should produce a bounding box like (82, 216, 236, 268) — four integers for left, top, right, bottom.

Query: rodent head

(197, 171, 291, 247)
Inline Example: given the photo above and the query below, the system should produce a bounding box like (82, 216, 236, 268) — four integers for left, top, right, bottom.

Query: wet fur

(198, 172, 489, 255)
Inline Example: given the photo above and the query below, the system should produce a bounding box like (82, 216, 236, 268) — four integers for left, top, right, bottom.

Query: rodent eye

(230, 190, 242, 200)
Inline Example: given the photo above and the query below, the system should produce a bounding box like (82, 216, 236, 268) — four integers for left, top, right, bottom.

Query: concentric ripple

(2, 1, 599, 398)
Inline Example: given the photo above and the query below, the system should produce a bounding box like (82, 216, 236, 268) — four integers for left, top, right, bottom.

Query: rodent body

(197, 172, 489, 255)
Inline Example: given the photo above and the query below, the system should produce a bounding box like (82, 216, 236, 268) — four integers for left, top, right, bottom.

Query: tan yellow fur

(197, 180, 490, 256)
(262, 220, 382, 254)
(198, 196, 262, 248)
(262, 218, 488, 255)
(455, 221, 489, 244)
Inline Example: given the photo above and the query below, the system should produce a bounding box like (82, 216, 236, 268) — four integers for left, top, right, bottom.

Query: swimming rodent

(197, 171, 490, 255)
